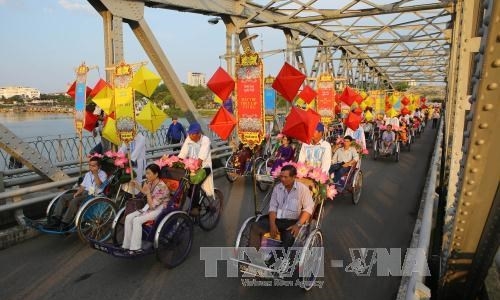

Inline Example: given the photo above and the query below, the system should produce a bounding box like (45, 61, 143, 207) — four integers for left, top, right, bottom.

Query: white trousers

(122, 206, 162, 251)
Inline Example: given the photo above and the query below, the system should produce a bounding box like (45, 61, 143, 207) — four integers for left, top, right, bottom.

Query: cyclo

(330, 140, 364, 205)
(232, 166, 329, 290)
(24, 164, 131, 242)
(225, 142, 264, 183)
(373, 125, 400, 162)
(88, 166, 223, 268)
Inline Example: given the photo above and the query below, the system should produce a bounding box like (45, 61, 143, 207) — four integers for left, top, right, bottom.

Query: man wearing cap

(178, 123, 214, 214)
(166, 116, 187, 151)
(298, 122, 332, 174)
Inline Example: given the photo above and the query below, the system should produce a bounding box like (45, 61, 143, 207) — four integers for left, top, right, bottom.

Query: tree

(393, 82, 410, 91)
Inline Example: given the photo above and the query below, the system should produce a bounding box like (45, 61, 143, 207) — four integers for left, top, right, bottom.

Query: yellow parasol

(92, 85, 115, 115)
(102, 118, 121, 146)
(130, 66, 161, 97)
(136, 101, 167, 132)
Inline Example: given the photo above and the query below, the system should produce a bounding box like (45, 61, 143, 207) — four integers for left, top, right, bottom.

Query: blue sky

(0, 0, 298, 93)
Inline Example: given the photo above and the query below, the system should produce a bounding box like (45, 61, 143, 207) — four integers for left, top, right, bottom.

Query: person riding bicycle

(298, 122, 332, 174)
(248, 165, 315, 251)
(178, 123, 214, 215)
(49, 156, 108, 230)
(329, 135, 359, 183)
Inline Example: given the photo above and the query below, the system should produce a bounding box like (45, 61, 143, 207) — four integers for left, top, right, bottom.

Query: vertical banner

(74, 63, 89, 132)
(370, 90, 386, 116)
(235, 48, 265, 146)
(390, 91, 403, 112)
(316, 73, 335, 124)
(113, 62, 136, 143)
(264, 75, 276, 121)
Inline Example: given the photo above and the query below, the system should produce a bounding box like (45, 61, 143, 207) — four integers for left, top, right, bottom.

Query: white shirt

(298, 139, 332, 174)
(178, 135, 212, 168)
(269, 181, 315, 220)
(344, 127, 366, 150)
(332, 147, 359, 164)
(81, 169, 108, 195)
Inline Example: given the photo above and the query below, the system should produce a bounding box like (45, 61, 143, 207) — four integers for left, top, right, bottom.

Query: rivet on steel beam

(476, 139, 485, 145)
(458, 228, 464, 232)
(479, 123, 488, 129)
(460, 210, 469, 215)
(470, 168, 479, 173)
(473, 155, 482, 160)
(483, 104, 494, 111)
(460, 220, 466, 224)
(467, 180, 475, 185)
(454, 242, 461, 247)
(456, 236, 462, 240)
(487, 83, 498, 90)
(493, 59, 500, 67)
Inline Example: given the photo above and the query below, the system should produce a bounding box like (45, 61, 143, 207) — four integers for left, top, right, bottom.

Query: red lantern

(209, 106, 236, 140)
(401, 107, 410, 116)
(66, 81, 92, 100)
(345, 112, 362, 131)
(83, 111, 99, 132)
(272, 62, 306, 102)
(297, 85, 317, 104)
(207, 67, 235, 101)
(282, 106, 320, 144)
(339, 86, 363, 106)
(401, 96, 410, 106)
(89, 79, 112, 98)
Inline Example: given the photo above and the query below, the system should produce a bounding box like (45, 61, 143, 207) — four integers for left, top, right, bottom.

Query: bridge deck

(0, 126, 437, 300)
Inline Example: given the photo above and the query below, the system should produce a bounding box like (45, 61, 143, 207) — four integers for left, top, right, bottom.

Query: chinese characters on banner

(113, 62, 136, 143)
(316, 73, 336, 124)
(235, 48, 265, 147)
(74, 63, 89, 132)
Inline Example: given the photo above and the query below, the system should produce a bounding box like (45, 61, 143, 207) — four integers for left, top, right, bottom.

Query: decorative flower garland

(271, 161, 338, 200)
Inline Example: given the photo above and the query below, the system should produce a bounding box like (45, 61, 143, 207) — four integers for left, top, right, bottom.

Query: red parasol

(401, 96, 410, 106)
(66, 81, 92, 99)
(345, 112, 362, 131)
(89, 78, 112, 99)
(207, 67, 235, 101)
(83, 111, 99, 132)
(339, 86, 363, 106)
(282, 106, 320, 144)
(209, 106, 236, 140)
(298, 85, 317, 104)
(272, 62, 306, 102)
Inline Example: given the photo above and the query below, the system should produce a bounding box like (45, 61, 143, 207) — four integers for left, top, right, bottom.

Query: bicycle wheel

(76, 197, 117, 243)
(198, 189, 223, 231)
(298, 229, 324, 291)
(112, 208, 126, 246)
(351, 171, 363, 205)
(225, 154, 239, 183)
(256, 160, 272, 192)
(155, 212, 193, 269)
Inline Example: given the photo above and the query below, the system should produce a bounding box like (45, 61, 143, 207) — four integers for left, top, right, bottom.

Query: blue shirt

(166, 122, 186, 140)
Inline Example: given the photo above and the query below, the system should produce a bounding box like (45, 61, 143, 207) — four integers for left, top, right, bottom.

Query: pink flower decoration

(114, 157, 128, 168)
(296, 163, 310, 179)
(88, 153, 103, 159)
(362, 148, 369, 155)
(327, 184, 338, 199)
(104, 150, 116, 158)
(308, 167, 323, 182)
(183, 158, 200, 172)
(276, 133, 284, 139)
(271, 165, 283, 178)
(115, 151, 127, 160)
(318, 171, 329, 184)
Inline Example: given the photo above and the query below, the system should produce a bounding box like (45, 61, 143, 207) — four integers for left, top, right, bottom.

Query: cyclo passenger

(329, 135, 359, 183)
(178, 123, 214, 215)
(49, 156, 107, 230)
(380, 124, 396, 155)
(122, 163, 170, 254)
(270, 135, 295, 173)
(398, 121, 409, 144)
(249, 165, 315, 251)
(297, 122, 332, 174)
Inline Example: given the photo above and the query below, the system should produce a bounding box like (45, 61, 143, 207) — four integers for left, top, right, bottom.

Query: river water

(0, 112, 187, 140)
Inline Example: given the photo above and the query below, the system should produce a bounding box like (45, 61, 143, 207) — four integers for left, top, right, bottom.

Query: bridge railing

(0, 125, 223, 173)
(0, 142, 233, 226)
(397, 119, 443, 300)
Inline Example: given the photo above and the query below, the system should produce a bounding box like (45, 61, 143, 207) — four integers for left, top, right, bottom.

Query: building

(0, 86, 41, 99)
(187, 72, 206, 86)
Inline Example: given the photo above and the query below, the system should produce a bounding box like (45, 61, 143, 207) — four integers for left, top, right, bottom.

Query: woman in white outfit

(122, 164, 170, 253)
